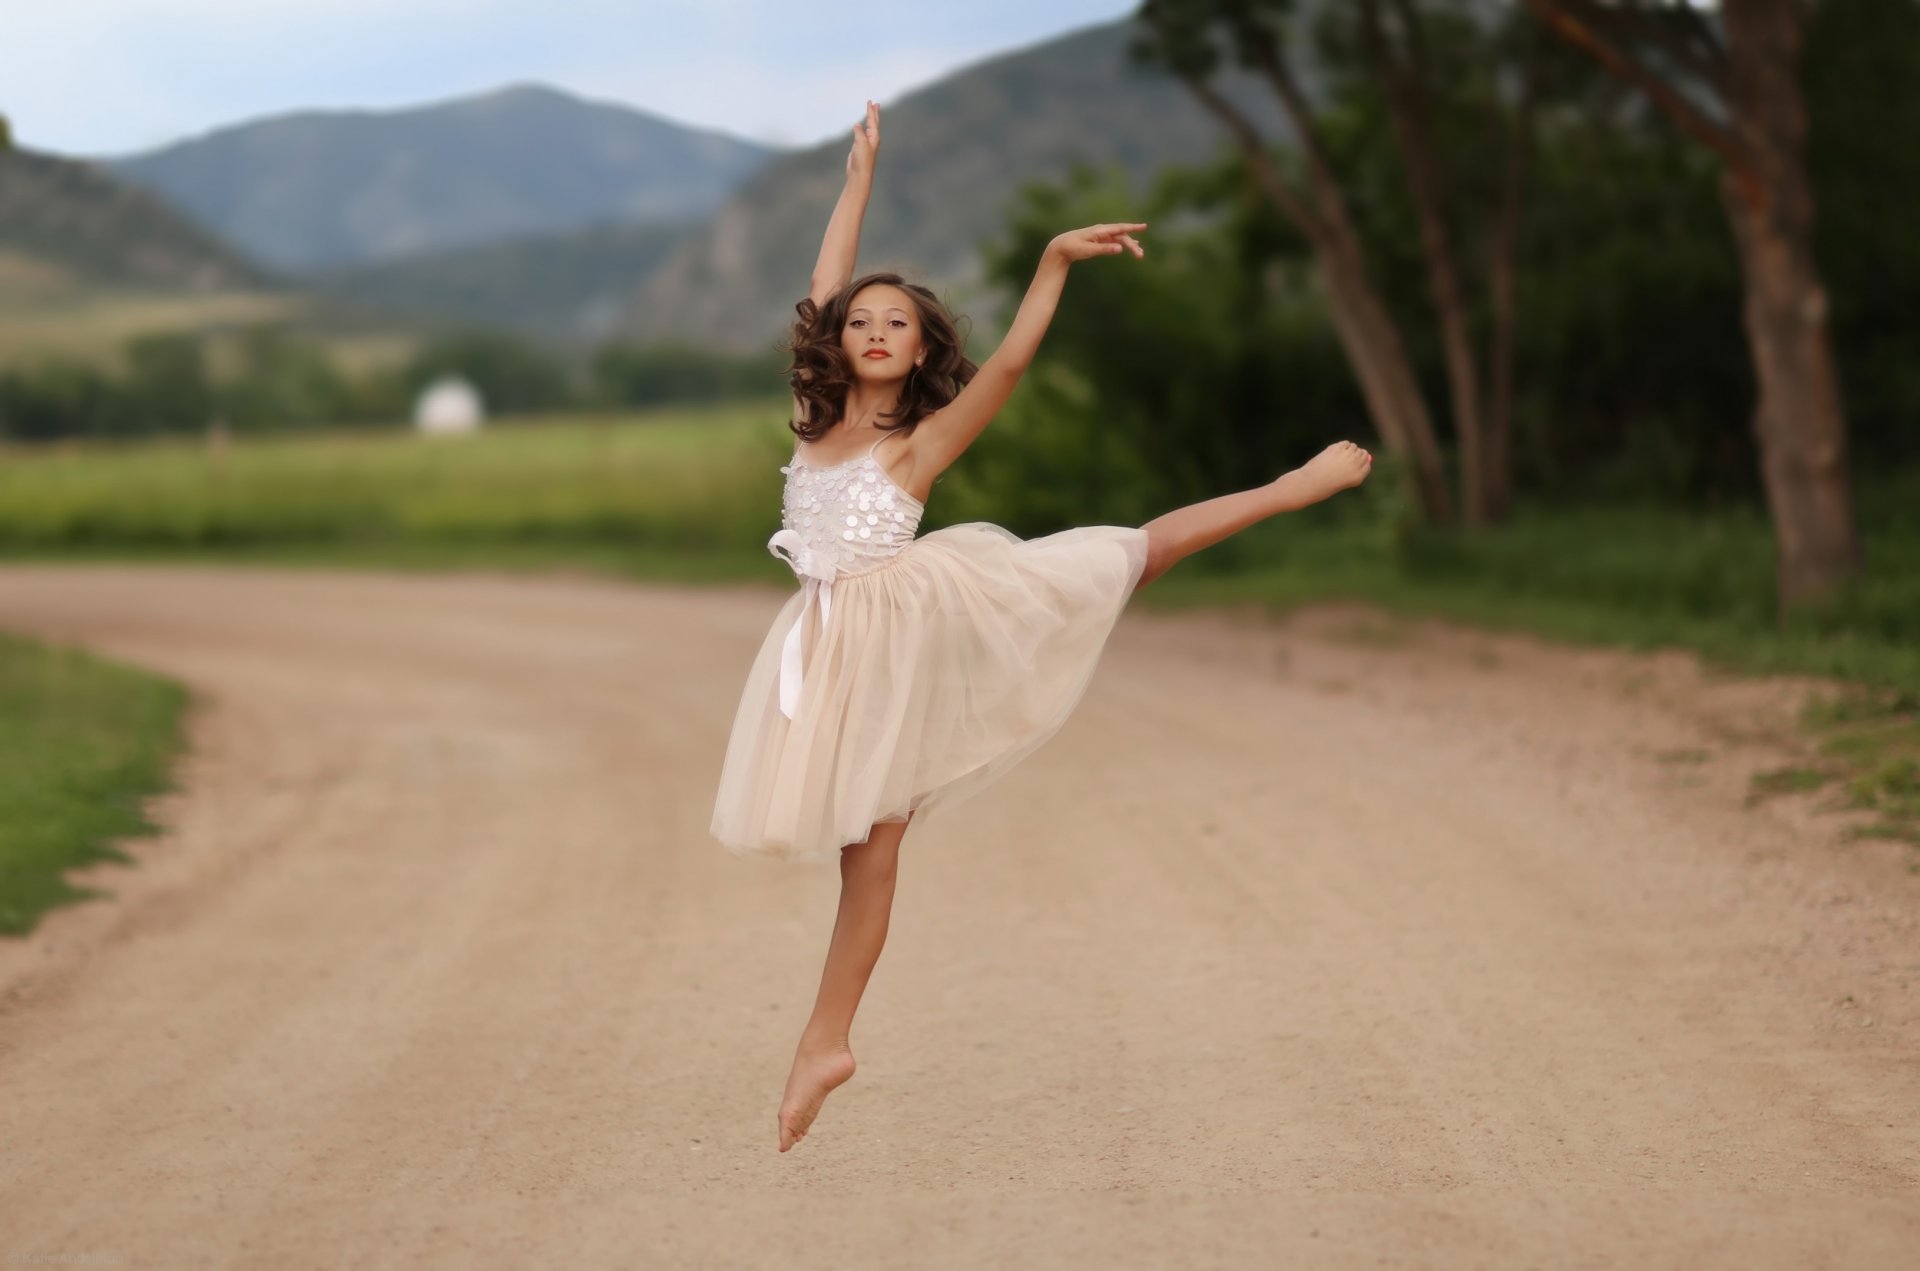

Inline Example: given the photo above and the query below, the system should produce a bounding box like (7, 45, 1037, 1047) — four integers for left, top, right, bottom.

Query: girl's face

(841, 284, 925, 385)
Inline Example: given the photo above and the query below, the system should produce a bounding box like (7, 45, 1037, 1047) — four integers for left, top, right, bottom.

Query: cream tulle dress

(710, 427, 1150, 863)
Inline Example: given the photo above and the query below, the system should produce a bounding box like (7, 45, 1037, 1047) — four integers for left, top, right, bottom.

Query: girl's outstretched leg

(1135, 441, 1373, 589)
(777, 811, 912, 1152)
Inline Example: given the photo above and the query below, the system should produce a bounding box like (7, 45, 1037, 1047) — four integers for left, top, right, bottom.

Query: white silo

(413, 375, 484, 435)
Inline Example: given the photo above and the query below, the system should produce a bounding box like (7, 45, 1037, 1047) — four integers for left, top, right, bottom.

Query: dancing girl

(710, 101, 1373, 1151)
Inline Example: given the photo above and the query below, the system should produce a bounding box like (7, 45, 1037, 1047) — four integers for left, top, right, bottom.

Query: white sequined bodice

(773, 446, 925, 579)
(762, 437, 926, 720)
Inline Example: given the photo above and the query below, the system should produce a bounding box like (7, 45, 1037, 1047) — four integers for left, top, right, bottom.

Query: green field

(0, 398, 797, 564)
(0, 400, 1914, 903)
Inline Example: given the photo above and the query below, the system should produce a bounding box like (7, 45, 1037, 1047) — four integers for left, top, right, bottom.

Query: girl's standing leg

(1135, 442, 1372, 589)
(777, 811, 913, 1152)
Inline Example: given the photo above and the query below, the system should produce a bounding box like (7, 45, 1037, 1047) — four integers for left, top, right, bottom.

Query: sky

(4, 0, 1137, 159)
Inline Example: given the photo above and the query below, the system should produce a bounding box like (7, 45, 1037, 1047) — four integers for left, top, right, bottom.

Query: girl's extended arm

(911, 222, 1146, 473)
(808, 101, 880, 307)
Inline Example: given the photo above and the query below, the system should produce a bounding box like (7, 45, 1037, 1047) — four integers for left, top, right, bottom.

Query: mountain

(96, 85, 777, 275)
(622, 17, 1293, 350)
(307, 218, 700, 347)
(0, 144, 275, 297)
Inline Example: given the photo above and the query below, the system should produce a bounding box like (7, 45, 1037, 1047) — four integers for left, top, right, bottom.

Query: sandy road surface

(0, 563, 1914, 1269)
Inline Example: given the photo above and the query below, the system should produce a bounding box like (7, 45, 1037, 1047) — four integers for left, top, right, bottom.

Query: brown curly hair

(782, 272, 979, 443)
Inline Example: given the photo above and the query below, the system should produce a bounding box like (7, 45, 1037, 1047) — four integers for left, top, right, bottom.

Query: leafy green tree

(1805, 0, 1920, 470)
(985, 105, 1764, 518)
(122, 333, 213, 435)
(1135, 0, 1456, 524)
(0, 361, 135, 441)
(977, 162, 1369, 539)
(1510, 121, 1750, 504)
(1523, 0, 1863, 617)
(588, 343, 786, 408)
(217, 326, 358, 431)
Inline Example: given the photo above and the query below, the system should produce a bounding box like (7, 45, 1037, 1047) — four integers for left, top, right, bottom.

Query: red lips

(863, 350, 891, 359)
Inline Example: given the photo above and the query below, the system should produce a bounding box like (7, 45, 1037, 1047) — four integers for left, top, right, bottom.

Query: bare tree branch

(1175, 69, 1327, 243)
(1521, 0, 1751, 174)
(1666, 1, 1730, 71)
(1484, 16, 1543, 521)
(1384, 0, 1430, 80)
(1585, 0, 1730, 85)
(1227, 14, 1357, 232)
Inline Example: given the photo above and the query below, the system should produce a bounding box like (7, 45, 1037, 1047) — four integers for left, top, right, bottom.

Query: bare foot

(777, 1042, 857, 1152)
(1290, 440, 1374, 501)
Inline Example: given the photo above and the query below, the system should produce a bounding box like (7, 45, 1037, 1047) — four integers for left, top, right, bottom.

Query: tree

(1136, 0, 1456, 525)
(403, 329, 575, 415)
(1344, 0, 1542, 524)
(1135, 0, 1550, 528)
(1521, 0, 1862, 619)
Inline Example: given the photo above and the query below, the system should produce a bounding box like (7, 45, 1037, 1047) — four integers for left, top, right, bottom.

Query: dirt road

(0, 563, 1914, 1268)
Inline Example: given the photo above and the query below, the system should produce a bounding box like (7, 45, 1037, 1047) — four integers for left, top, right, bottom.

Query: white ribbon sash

(766, 528, 835, 721)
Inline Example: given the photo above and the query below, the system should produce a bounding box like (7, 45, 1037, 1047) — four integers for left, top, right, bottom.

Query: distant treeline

(0, 329, 788, 441)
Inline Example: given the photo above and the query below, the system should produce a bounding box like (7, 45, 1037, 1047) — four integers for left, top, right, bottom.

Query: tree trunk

(1419, 196, 1488, 526)
(1363, 0, 1487, 524)
(1483, 33, 1539, 526)
(1484, 225, 1518, 523)
(1524, 0, 1863, 617)
(1718, 174, 1861, 617)
(1719, 0, 1862, 618)
(1174, 69, 1454, 523)
(1319, 243, 1455, 524)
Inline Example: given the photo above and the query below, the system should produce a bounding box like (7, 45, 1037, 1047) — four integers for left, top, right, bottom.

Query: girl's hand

(1045, 223, 1147, 265)
(846, 100, 880, 182)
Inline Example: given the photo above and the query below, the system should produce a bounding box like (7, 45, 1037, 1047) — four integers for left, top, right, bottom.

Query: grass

(1768, 686, 1920, 856)
(0, 398, 795, 555)
(0, 631, 189, 936)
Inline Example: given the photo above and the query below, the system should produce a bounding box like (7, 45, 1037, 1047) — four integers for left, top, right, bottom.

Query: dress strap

(870, 430, 910, 463)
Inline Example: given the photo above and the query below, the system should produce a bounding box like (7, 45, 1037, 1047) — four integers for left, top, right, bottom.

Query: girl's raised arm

(910, 223, 1146, 473)
(808, 101, 881, 309)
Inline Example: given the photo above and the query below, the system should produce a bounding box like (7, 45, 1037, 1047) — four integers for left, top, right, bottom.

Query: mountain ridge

(621, 17, 1292, 350)
(97, 85, 778, 274)
(0, 144, 275, 296)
